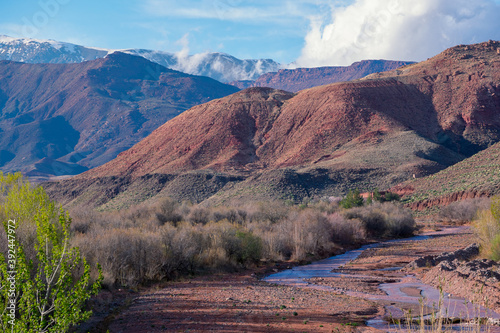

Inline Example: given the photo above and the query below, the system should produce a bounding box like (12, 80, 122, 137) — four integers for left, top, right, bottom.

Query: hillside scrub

(68, 197, 414, 288)
(439, 198, 490, 223)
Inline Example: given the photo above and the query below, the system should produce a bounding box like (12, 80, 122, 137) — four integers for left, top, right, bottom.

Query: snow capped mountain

(0, 35, 111, 63)
(0, 36, 281, 82)
(124, 49, 280, 83)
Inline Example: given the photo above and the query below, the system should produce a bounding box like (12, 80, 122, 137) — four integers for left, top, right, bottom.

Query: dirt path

(105, 225, 478, 332)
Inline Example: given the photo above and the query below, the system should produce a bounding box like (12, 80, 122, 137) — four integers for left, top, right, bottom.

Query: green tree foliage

(340, 189, 364, 209)
(235, 230, 263, 264)
(384, 191, 400, 202)
(491, 196, 500, 221)
(0, 172, 102, 333)
(370, 189, 400, 203)
(474, 195, 500, 259)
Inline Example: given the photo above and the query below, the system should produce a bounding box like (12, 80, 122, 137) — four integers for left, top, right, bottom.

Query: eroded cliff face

(406, 190, 493, 211)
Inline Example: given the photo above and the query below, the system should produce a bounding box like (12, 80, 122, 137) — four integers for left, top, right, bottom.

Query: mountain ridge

(230, 60, 415, 92)
(45, 41, 500, 209)
(0, 35, 280, 82)
(0, 52, 239, 178)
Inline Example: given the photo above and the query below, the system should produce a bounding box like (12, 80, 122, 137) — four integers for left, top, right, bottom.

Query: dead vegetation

(68, 197, 415, 288)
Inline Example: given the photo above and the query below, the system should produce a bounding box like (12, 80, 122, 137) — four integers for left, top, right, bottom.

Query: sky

(1, 0, 500, 67)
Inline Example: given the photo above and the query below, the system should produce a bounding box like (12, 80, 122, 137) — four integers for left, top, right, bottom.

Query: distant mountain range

(44, 41, 500, 209)
(0, 35, 280, 82)
(0, 52, 239, 178)
(0, 36, 412, 87)
(230, 60, 415, 92)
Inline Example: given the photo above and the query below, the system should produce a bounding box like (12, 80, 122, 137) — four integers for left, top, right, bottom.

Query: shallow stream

(263, 227, 500, 331)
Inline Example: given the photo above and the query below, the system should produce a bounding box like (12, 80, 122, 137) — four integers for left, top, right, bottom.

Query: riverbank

(99, 224, 483, 332)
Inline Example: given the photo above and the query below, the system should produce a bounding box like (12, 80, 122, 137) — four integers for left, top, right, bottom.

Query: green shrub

(340, 189, 364, 209)
(0, 172, 102, 332)
(384, 191, 400, 202)
(491, 196, 500, 220)
(236, 230, 263, 263)
(490, 234, 500, 261)
(474, 204, 500, 259)
(373, 189, 383, 202)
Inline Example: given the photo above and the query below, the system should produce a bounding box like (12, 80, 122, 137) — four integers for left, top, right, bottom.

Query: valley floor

(95, 224, 478, 332)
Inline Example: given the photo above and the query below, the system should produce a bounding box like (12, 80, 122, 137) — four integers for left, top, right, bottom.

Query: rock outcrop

(437, 259, 500, 283)
(406, 243, 480, 269)
(408, 242, 500, 313)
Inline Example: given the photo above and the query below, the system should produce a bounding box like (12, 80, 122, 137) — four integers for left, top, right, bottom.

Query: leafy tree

(372, 189, 383, 203)
(0, 172, 102, 333)
(235, 230, 263, 264)
(384, 191, 400, 202)
(340, 189, 364, 209)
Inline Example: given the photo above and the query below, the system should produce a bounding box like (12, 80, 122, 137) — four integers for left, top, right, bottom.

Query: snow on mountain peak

(0, 35, 281, 82)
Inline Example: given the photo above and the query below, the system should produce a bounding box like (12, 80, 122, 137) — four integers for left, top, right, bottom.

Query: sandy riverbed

(99, 225, 479, 332)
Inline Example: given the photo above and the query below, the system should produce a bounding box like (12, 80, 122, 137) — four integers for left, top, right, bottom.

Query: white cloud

(296, 0, 500, 67)
(166, 34, 280, 81)
(173, 33, 211, 74)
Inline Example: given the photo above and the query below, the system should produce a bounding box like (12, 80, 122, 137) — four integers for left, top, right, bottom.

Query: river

(263, 226, 500, 331)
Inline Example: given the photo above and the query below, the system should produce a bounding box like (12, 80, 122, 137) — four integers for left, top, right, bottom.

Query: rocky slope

(0, 52, 239, 177)
(45, 41, 500, 209)
(367, 40, 500, 156)
(0, 35, 280, 82)
(230, 60, 414, 92)
(392, 141, 500, 210)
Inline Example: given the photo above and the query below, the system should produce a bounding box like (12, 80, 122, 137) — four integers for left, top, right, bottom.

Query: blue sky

(1, 0, 500, 66)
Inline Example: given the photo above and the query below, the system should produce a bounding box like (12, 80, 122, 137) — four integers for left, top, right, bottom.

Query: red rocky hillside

(81, 41, 499, 179)
(45, 41, 499, 208)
